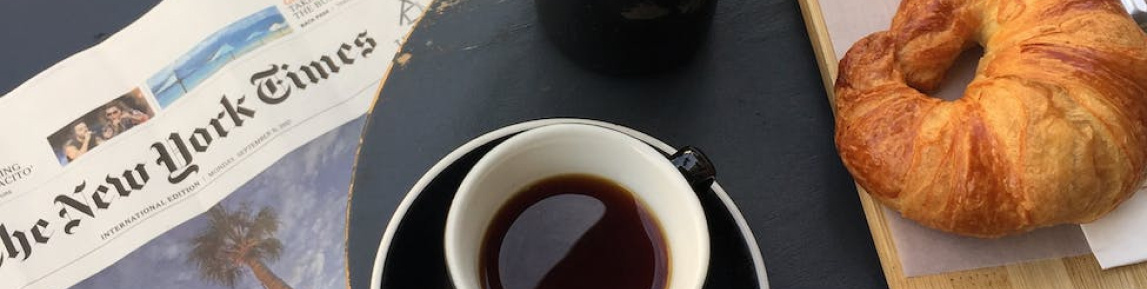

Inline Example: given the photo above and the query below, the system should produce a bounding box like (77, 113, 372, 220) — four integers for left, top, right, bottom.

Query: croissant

(834, 0, 1147, 237)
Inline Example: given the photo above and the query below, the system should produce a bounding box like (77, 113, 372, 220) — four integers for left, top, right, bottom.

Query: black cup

(535, 0, 718, 75)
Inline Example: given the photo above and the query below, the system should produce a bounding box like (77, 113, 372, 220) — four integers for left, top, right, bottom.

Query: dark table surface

(1, 0, 888, 288)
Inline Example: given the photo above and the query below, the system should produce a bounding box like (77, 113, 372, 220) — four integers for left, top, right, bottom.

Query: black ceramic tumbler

(535, 0, 718, 75)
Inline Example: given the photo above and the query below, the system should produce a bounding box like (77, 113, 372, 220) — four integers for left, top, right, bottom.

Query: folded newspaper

(0, 0, 430, 288)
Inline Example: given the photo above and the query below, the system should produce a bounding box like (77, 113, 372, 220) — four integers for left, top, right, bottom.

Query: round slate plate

(364, 118, 768, 289)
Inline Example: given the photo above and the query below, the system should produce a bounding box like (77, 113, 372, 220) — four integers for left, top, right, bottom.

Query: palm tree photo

(189, 204, 294, 289)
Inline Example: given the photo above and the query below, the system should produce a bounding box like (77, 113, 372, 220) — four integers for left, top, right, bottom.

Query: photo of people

(71, 118, 362, 289)
(146, 7, 293, 108)
(46, 88, 156, 165)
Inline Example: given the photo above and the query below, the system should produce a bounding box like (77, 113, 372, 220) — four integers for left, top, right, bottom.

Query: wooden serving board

(795, 0, 1147, 288)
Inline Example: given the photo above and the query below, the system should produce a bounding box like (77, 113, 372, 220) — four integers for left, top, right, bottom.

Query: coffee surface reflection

(480, 174, 670, 289)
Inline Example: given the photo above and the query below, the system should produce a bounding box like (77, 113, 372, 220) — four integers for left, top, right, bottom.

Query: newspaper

(0, 0, 429, 288)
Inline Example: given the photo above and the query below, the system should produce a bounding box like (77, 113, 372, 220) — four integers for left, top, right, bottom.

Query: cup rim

(443, 123, 710, 289)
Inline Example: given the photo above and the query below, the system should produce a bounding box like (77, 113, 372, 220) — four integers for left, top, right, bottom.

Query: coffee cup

(444, 123, 714, 289)
(534, 0, 719, 74)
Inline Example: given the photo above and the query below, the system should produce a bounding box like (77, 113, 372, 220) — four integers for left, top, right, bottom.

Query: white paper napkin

(1082, 190, 1147, 269)
(885, 208, 1092, 276)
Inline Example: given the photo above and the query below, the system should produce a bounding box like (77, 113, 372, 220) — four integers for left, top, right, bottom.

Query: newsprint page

(0, 0, 430, 288)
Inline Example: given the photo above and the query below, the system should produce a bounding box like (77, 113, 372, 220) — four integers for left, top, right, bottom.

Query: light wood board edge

(795, 0, 1147, 288)
(796, 0, 838, 109)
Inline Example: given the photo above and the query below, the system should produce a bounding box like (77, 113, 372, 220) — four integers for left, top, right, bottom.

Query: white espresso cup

(444, 123, 712, 289)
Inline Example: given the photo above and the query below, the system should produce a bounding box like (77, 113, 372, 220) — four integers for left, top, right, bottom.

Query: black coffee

(480, 174, 669, 289)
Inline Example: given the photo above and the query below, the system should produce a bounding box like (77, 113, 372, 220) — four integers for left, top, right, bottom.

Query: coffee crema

(479, 174, 670, 289)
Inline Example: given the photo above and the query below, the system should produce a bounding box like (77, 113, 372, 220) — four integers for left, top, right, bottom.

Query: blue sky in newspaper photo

(72, 117, 364, 289)
(146, 6, 293, 109)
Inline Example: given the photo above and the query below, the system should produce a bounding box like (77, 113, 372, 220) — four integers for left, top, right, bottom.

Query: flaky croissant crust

(834, 0, 1147, 237)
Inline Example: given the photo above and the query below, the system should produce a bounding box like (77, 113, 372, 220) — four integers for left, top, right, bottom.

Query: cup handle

(670, 146, 716, 191)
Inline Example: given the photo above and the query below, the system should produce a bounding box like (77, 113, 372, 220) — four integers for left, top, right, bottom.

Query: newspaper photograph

(0, 0, 429, 288)
(71, 118, 363, 289)
(47, 89, 156, 165)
